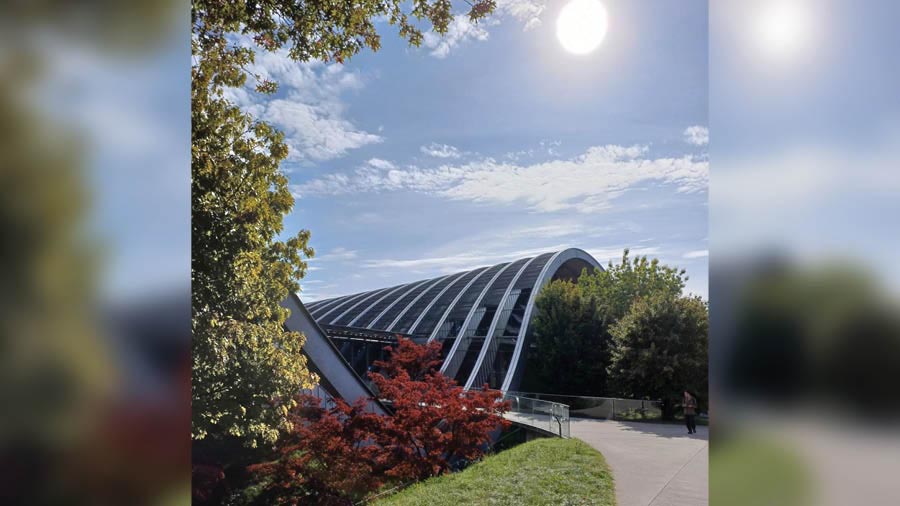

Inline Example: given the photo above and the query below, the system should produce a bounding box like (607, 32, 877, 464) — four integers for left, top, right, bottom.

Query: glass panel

(431, 263, 508, 343)
(445, 257, 531, 382)
(410, 267, 487, 340)
(328, 286, 393, 327)
(348, 283, 413, 328)
(392, 272, 465, 334)
(371, 278, 437, 330)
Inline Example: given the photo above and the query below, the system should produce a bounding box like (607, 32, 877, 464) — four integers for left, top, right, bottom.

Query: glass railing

(503, 393, 570, 438)
(505, 392, 665, 422)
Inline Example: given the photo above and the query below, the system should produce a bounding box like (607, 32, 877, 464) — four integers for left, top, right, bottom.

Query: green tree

(191, 0, 497, 93)
(578, 250, 688, 321)
(607, 294, 708, 419)
(192, 64, 318, 446)
(526, 250, 690, 395)
(191, 0, 497, 447)
(728, 262, 900, 416)
(1, 68, 112, 448)
(527, 280, 606, 395)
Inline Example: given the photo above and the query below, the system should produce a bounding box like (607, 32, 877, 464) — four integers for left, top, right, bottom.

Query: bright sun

(557, 0, 608, 55)
(756, 0, 813, 59)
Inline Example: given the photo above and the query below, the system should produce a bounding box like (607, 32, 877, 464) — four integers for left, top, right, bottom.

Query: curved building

(305, 248, 601, 393)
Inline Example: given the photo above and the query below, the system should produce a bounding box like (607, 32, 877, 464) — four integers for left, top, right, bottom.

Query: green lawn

(710, 433, 810, 506)
(376, 438, 615, 506)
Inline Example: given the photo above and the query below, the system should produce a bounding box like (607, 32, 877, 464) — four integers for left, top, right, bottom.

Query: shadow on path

(614, 420, 709, 441)
(570, 419, 708, 506)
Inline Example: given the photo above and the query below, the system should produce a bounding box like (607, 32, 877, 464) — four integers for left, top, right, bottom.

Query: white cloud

(362, 243, 663, 275)
(354, 212, 384, 224)
(683, 249, 709, 259)
(684, 125, 709, 146)
(223, 40, 381, 163)
(498, 0, 546, 31)
(319, 247, 358, 262)
(421, 1, 546, 57)
(366, 158, 396, 170)
(295, 144, 708, 213)
(586, 246, 662, 264)
(420, 142, 462, 159)
(423, 14, 494, 58)
(362, 244, 571, 272)
(713, 143, 900, 260)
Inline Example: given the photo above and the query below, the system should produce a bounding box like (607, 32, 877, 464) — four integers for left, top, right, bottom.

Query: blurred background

(0, 1, 189, 504)
(710, 1, 900, 505)
(1, 0, 899, 504)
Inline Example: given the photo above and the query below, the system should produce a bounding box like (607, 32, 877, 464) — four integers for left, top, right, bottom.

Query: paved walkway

(570, 418, 708, 506)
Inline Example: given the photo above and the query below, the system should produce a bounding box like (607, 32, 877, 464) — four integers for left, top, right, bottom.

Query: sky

(35, 10, 190, 302)
(43, 0, 708, 302)
(43, 0, 899, 305)
(228, 0, 711, 301)
(710, 0, 900, 291)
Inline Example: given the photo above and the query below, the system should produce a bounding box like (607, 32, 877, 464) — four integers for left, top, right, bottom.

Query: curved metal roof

(307, 248, 601, 393)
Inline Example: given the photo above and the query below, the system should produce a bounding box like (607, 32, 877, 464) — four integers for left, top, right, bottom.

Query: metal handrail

(506, 391, 667, 422)
(503, 393, 570, 438)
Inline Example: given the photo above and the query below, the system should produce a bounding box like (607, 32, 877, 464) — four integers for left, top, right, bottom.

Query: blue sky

(41, 0, 899, 309)
(38, 12, 190, 301)
(222, 0, 710, 301)
(710, 0, 900, 290)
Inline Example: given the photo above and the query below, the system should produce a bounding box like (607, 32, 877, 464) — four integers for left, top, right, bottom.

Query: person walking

(683, 391, 698, 434)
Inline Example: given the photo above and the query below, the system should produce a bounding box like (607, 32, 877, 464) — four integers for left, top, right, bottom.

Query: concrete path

(570, 418, 708, 506)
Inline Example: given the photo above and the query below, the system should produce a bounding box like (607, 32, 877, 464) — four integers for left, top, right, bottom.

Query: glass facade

(392, 272, 466, 334)
(303, 249, 601, 392)
(410, 267, 488, 340)
(314, 290, 375, 321)
(371, 278, 439, 330)
(467, 252, 555, 388)
(431, 263, 508, 349)
(328, 286, 394, 327)
(443, 257, 532, 382)
(342, 283, 412, 327)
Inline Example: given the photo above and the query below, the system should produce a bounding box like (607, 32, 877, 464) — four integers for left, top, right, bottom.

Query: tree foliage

(370, 338, 510, 480)
(191, 0, 497, 95)
(527, 280, 606, 395)
(607, 294, 709, 417)
(577, 249, 688, 321)
(247, 395, 385, 505)
(247, 338, 509, 504)
(527, 249, 692, 396)
(728, 262, 900, 415)
(0, 64, 112, 446)
(191, 0, 498, 447)
(192, 58, 318, 446)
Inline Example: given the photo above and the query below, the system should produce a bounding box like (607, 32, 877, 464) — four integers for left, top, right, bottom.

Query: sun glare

(756, 1, 813, 59)
(557, 0, 608, 55)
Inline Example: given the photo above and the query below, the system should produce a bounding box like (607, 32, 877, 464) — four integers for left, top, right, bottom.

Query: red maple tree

(250, 338, 509, 504)
(248, 394, 386, 505)
(369, 337, 510, 480)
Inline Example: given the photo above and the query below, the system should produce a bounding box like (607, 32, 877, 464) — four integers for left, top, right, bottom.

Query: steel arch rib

(440, 262, 516, 378)
(498, 248, 601, 393)
(385, 275, 450, 332)
(347, 283, 410, 327)
(362, 278, 432, 328)
(317, 291, 374, 322)
(328, 286, 393, 326)
(309, 295, 350, 317)
(463, 256, 538, 390)
(407, 270, 470, 335)
(426, 267, 493, 343)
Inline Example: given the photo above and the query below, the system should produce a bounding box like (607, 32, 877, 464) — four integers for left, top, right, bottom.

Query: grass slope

(710, 433, 809, 506)
(377, 438, 615, 506)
